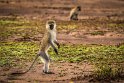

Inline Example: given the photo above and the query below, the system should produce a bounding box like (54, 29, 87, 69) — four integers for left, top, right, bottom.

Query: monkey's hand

(54, 48, 58, 55)
(54, 41, 60, 49)
(57, 43, 60, 49)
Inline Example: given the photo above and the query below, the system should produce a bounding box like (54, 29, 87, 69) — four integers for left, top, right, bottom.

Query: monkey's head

(77, 6, 81, 11)
(46, 20, 56, 31)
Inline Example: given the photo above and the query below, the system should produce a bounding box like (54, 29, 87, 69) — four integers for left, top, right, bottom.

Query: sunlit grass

(0, 18, 124, 41)
(0, 42, 38, 67)
(0, 42, 124, 80)
(0, 42, 124, 66)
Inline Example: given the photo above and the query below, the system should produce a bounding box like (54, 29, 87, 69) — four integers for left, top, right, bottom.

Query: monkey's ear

(51, 16, 55, 19)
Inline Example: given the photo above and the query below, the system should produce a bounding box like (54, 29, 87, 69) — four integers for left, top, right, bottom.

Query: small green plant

(93, 64, 123, 80)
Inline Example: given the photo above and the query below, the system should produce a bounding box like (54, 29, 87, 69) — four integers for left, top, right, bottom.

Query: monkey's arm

(54, 40, 60, 49)
(50, 41, 58, 55)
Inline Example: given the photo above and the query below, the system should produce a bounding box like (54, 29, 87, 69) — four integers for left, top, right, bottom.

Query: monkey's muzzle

(49, 24, 54, 30)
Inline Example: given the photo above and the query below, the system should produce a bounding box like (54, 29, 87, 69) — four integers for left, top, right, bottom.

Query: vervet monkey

(11, 20, 60, 75)
(69, 6, 81, 20)
(38, 20, 60, 73)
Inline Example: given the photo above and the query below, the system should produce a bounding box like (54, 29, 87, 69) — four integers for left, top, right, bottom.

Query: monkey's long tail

(11, 54, 39, 75)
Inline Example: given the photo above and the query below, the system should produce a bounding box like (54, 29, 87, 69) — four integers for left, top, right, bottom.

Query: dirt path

(0, 0, 124, 20)
(58, 32, 124, 45)
(9, 31, 124, 45)
(0, 62, 94, 83)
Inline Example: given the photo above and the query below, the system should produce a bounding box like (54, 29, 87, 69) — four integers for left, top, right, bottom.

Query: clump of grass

(90, 31, 106, 35)
(0, 42, 38, 67)
(0, 20, 30, 27)
(93, 64, 124, 81)
(58, 22, 78, 32)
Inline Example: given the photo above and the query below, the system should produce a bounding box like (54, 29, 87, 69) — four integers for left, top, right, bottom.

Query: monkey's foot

(42, 70, 54, 74)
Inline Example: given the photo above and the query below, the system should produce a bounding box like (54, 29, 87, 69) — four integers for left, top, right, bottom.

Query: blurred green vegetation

(0, 42, 124, 66)
(0, 42, 124, 80)
(0, 18, 124, 41)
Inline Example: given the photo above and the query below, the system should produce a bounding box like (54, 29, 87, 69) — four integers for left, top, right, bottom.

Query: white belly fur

(50, 30, 56, 41)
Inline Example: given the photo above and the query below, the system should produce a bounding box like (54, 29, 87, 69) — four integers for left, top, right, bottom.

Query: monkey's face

(49, 23, 54, 30)
(46, 20, 56, 31)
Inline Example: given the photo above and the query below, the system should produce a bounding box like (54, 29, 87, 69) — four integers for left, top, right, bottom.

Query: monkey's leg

(70, 15, 74, 20)
(39, 51, 50, 73)
(72, 14, 78, 20)
(43, 58, 50, 73)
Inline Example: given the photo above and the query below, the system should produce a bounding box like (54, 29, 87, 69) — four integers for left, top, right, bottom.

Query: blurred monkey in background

(69, 6, 81, 20)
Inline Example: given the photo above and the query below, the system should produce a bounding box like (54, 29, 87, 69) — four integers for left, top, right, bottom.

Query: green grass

(0, 18, 124, 41)
(94, 64, 123, 80)
(0, 42, 38, 67)
(0, 19, 44, 41)
(0, 42, 124, 66)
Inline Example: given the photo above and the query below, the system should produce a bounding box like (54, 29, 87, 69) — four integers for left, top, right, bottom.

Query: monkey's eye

(49, 24, 54, 30)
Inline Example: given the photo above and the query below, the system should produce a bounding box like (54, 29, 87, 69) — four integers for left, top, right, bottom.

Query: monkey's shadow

(42, 71, 55, 74)
(7, 70, 25, 80)
(7, 70, 55, 80)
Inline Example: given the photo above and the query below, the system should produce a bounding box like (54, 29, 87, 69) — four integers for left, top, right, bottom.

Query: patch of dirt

(0, 0, 124, 20)
(0, 62, 94, 83)
(7, 31, 124, 45)
(58, 31, 124, 45)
